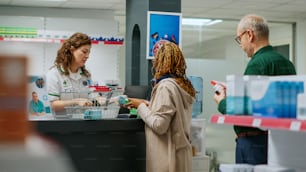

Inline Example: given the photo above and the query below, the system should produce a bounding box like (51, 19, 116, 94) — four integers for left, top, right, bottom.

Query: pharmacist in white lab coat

(46, 32, 93, 116)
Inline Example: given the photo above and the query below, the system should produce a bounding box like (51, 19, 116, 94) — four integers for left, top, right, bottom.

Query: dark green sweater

(218, 45, 296, 135)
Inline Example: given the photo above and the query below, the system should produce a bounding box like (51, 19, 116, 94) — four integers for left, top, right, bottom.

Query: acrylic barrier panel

(188, 76, 203, 118)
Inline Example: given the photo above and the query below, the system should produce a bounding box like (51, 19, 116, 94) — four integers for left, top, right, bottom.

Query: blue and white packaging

(292, 81, 304, 118)
(297, 93, 306, 120)
(226, 75, 245, 115)
(250, 80, 283, 118)
(225, 75, 306, 117)
(244, 75, 268, 115)
(282, 81, 291, 118)
(226, 75, 266, 115)
(250, 76, 305, 118)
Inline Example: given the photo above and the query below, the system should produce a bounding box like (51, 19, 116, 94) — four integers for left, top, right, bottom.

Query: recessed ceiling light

(33, 0, 67, 1)
(182, 18, 223, 26)
(206, 19, 223, 26)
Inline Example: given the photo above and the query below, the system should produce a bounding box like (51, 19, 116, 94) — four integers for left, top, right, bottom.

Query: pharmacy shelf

(210, 114, 306, 132)
(0, 37, 124, 45)
(210, 114, 306, 172)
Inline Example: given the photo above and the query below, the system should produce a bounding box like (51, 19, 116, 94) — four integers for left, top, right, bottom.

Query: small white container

(254, 164, 295, 172)
(190, 118, 206, 156)
(226, 75, 245, 115)
(297, 93, 306, 120)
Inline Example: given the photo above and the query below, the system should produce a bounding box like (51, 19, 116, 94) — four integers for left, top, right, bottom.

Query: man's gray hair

(238, 14, 269, 40)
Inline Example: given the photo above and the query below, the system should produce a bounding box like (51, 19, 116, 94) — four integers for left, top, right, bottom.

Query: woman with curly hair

(127, 40, 196, 172)
(46, 32, 93, 116)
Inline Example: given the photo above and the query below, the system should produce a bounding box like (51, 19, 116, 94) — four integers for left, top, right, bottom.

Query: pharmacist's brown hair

(153, 41, 196, 97)
(53, 32, 92, 77)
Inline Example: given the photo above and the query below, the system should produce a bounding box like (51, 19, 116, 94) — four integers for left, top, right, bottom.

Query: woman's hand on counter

(51, 98, 92, 112)
(73, 98, 93, 106)
(126, 98, 149, 109)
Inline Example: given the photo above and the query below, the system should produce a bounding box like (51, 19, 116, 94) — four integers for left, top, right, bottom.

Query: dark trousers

(235, 134, 268, 165)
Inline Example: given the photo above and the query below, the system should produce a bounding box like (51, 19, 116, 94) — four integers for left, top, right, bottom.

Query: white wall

(296, 19, 306, 74)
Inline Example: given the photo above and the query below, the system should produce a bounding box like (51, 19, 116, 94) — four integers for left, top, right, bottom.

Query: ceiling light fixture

(182, 18, 223, 26)
(33, 0, 67, 1)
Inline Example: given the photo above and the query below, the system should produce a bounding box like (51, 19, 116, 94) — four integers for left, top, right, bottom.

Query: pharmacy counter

(34, 118, 146, 172)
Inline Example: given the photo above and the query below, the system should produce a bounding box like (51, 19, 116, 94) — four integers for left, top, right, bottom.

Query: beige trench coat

(137, 78, 195, 172)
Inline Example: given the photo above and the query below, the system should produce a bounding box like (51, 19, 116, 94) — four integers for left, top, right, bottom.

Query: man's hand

(213, 86, 226, 104)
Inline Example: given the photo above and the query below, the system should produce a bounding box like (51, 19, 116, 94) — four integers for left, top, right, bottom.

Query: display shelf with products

(210, 114, 306, 172)
(210, 114, 306, 132)
(0, 36, 124, 45)
(0, 27, 124, 45)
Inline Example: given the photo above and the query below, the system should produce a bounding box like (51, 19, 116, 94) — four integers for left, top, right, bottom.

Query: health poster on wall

(146, 11, 182, 60)
(27, 75, 53, 120)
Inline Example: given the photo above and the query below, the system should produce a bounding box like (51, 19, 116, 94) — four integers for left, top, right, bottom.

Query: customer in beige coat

(127, 41, 196, 172)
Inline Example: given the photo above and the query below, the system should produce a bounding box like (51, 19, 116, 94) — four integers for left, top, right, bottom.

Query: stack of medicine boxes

(226, 74, 305, 118)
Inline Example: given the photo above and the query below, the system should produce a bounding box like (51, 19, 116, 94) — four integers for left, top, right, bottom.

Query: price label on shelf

(217, 116, 225, 124)
(252, 118, 262, 127)
(290, 121, 301, 131)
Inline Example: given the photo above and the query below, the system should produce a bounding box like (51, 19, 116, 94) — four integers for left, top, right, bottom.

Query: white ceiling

(1, 0, 305, 39)
(2, 0, 306, 21)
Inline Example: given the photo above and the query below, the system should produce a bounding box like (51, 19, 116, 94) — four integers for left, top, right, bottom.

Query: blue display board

(146, 11, 182, 59)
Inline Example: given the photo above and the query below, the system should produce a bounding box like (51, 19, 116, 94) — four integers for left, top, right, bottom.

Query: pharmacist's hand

(126, 98, 149, 108)
(74, 98, 93, 106)
(213, 86, 226, 104)
(94, 96, 106, 105)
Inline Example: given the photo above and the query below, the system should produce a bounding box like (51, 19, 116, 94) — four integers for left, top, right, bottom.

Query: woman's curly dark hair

(53, 32, 92, 77)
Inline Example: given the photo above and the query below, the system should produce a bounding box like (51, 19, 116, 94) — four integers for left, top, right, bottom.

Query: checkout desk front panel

(34, 119, 146, 172)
